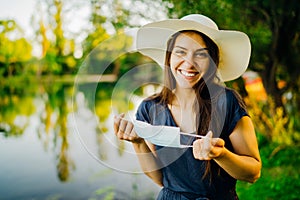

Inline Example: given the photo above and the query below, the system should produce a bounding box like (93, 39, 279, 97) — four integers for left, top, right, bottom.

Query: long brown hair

(154, 30, 222, 178)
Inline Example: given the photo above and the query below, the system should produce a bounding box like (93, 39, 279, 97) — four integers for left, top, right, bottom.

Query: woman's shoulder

(213, 85, 244, 103)
(224, 87, 243, 100)
(213, 86, 247, 114)
(136, 94, 166, 123)
(137, 94, 162, 112)
(214, 86, 248, 138)
(224, 87, 247, 110)
(142, 94, 163, 105)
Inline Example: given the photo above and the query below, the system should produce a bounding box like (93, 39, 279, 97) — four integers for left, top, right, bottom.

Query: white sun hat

(136, 14, 251, 82)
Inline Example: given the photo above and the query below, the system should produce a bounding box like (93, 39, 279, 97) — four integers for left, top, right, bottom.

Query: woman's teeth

(180, 70, 198, 77)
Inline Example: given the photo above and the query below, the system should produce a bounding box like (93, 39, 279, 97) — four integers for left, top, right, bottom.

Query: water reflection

(0, 80, 160, 199)
(0, 80, 36, 136)
(34, 83, 75, 182)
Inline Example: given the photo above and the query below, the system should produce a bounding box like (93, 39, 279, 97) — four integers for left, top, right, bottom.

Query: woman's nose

(182, 54, 195, 68)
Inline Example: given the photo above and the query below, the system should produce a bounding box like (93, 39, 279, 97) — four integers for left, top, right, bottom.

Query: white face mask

(133, 120, 204, 148)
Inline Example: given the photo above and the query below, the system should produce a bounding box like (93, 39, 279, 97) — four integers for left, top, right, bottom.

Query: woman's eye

(174, 50, 186, 55)
(195, 52, 209, 59)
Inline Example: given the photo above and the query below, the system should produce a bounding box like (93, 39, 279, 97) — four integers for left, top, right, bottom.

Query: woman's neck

(172, 88, 196, 109)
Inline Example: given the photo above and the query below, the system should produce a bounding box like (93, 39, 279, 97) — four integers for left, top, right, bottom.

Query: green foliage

(236, 96, 300, 199)
(245, 97, 300, 147)
(0, 20, 32, 76)
(33, 0, 80, 75)
(0, 76, 38, 136)
(237, 144, 300, 200)
(92, 186, 115, 200)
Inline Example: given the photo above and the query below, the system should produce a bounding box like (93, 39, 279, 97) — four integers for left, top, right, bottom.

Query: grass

(236, 143, 300, 199)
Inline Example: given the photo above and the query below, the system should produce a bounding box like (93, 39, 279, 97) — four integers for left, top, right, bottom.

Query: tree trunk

(261, 6, 284, 110)
(261, 59, 283, 109)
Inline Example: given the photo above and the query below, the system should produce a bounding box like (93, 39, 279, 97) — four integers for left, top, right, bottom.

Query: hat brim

(136, 19, 251, 82)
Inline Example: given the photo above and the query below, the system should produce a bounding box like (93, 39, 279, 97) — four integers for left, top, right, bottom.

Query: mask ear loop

(180, 132, 206, 138)
(179, 132, 206, 148)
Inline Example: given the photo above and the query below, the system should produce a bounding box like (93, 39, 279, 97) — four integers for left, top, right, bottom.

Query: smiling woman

(114, 14, 261, 200)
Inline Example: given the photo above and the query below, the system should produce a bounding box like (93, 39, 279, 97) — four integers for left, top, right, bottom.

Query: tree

(0, 20, 32, 76)
(242, 0, 300, 110)
(33, 0, 77, 74)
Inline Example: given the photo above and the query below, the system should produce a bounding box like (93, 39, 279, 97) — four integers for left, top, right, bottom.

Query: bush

(237, 144, 300, 199)
(237, 97, 300, 199)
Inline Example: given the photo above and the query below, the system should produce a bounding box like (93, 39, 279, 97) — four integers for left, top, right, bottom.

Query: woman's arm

(193, 116, 261, 183)
(132, 141, 163, 186)
(114, 114, 163, 186)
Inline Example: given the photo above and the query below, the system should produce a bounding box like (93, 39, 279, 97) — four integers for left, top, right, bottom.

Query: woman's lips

(179, 69, 199, 78)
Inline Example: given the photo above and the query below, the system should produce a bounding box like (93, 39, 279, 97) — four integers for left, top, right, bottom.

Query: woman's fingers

(113, 114, 143, 143)
(212, 137, 225, 147)
(192, 131, 225, 160)
(124, 122, 134, 138)
(118, 117, 127, 133)
(193, 139, 212, 160)
(202, 131, 213, 153)
(113, 116, 120, 133)
(192, 139, 203, 160)
(113, 113, 125, 133)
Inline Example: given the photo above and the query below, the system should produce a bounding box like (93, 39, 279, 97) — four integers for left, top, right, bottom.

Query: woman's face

(169, 32, 210, 89)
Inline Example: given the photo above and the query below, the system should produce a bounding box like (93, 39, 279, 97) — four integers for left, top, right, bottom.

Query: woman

(114, 14, 261, 200)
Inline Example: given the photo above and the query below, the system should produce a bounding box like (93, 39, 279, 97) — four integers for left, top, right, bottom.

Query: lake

(0, 79, 161, 200)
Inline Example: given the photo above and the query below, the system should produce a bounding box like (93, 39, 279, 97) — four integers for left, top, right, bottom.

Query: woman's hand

(113, 113, 144, 143)
(192, 131, 225, 160)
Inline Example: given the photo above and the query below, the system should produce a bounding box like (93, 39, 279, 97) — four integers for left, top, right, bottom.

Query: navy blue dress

(135, 88, 248, 200)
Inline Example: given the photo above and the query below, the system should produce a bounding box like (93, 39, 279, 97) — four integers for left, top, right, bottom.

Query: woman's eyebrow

(174, 46, 187, 50)
(174, 46, 208, 51)
(195, 48, 209, 52)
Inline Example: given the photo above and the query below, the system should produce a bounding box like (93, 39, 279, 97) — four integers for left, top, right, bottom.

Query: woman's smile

(179, 69, 199, 77)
